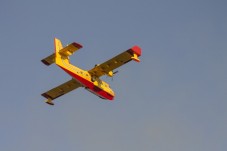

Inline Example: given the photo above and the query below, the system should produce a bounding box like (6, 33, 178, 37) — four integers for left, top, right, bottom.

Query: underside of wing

(88, 46, 141, 77)
(41, 79, 82, 105)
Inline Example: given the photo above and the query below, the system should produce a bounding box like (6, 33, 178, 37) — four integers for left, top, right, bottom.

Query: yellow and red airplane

(41, 38, 142, 105)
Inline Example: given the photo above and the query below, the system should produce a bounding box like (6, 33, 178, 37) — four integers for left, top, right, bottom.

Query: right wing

(41, 79, 82, 105)
(88, 46, 141, 77)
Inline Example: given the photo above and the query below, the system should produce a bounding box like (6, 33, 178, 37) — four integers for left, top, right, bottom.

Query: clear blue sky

(1, 0, 226, 151)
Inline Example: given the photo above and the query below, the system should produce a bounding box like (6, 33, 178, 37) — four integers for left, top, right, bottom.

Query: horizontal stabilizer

(41, 53, 55, 66)
(58, 42, 83, 57)
(41, 39, 83, 66)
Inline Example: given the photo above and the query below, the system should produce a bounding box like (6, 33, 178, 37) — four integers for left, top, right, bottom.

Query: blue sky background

(1, 0, 227, 151)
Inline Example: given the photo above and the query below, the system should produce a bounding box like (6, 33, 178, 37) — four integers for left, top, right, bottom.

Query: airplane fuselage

(59, 62, 115, 100)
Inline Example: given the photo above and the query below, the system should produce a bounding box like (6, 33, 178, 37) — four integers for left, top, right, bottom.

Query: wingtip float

(41, 38, 142, 105)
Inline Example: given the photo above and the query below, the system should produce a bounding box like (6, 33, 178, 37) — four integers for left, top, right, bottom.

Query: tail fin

(54, 38, 68, 65)
(41, 38, 63, 66)
(55, 38, 83, 66)
(41, 38, 83, 66)
(55, 38, 82, 57)
(54, 38, 63, 54)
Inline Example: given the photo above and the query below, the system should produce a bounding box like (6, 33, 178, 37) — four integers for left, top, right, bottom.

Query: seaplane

(41, 38, 142, 105)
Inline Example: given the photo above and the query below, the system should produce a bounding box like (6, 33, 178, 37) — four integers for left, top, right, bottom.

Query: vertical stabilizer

(41, 38, 82, 67)
(54, 38, 63, 53)
(54, 38, 83, 66)
(41, 38, 62, 66)
(54, 38, 70, 66)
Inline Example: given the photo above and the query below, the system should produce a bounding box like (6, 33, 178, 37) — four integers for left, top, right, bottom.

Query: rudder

(41, 38, 64, 66)
(54, 38, 63, 53)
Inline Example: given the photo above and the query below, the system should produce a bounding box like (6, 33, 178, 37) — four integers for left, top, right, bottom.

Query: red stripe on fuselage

(60, 67, 114, 100)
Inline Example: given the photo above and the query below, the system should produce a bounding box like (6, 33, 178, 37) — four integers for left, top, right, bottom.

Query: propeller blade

(113, 71, 119, 74)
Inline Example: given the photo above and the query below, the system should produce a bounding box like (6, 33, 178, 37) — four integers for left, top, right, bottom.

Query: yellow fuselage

(56, 54, 114, 100)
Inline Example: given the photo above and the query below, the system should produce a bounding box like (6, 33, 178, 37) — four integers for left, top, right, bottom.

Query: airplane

(41, 38, 142, 105)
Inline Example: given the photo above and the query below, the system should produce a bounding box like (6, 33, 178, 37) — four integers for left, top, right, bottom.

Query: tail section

(55, 38, 83, 66)
(54, 38, 68, 66)
(41, 38, 64, 66)
(41, 53, 55, 66)
(41, 38, 83, 66)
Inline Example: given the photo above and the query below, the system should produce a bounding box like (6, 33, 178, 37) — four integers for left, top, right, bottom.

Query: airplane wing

(88, 46, 141, 77)
(41, 79, 82, 105)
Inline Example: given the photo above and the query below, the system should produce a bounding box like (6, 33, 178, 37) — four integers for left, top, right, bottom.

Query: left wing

(41, 79, 82, 105)
(88, 46, 141, 77)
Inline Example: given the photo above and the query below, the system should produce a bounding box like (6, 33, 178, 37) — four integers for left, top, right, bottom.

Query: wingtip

(45, 98, 54, 106)
(41, 59, 51, 66)
(131, 45, 142, 56)
(46, 102, 54, 106)
(72, 42, 83, 49)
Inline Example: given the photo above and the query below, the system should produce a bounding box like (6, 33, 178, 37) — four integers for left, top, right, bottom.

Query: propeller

(106, 70, 119, 81)
(111, 70, 119, 81)
(113, 71, 119, 74)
